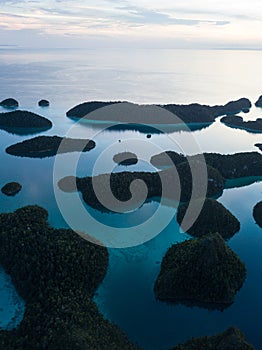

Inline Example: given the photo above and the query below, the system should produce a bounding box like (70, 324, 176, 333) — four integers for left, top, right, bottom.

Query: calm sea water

(0, 48, 261, 348)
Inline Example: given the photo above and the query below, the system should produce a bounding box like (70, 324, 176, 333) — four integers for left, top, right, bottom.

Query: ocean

(0, 47, 261, 349)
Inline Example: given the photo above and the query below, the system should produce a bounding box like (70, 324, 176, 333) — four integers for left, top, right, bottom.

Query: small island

(172, 327, 255, 350)
(151, 151, 262, 179)
(0, 110, 52, 134)
(66, 98, 251, 125)
(253, 201, 262, 228)
(154, 233, 246, 309)
(221, 115, 262, 133)
(113, 152, 138, 165)
(6, 135, 96, 158)
(255, 143, 262, 151)
(177, 198, 240, 239)
(38, 99, 50, 107)
(1, 182, 22, 196)
(255, 95, 262, 107)
(0, 98, 19, 109)
(0, 206, 139, 350)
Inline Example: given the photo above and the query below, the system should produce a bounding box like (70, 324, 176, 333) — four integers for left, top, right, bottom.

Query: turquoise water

(0, 48, 261, 348)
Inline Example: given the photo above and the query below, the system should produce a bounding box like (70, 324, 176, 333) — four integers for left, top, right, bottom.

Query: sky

(0, 0, 262, 49)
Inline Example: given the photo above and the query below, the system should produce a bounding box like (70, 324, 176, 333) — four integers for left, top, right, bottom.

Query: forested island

(0, 206, 139, 350)
(113, 152, 138, 165)
(66, 98, 251, 125)
(58, 163, 225, 212)
(151, 151, 262, 179)
(154, 233, 246, 309)
(253, 201, 262, 228)
(172, 327, 255, 350)
(6, 136, 96, 158)
(38, 99, 50, 107)
(0, 110, 52, 134)
(0, 98, 19, 109)
(177, 198, 240, 239)
(221, 115, 262, 133)
(1, 182, 22, 196)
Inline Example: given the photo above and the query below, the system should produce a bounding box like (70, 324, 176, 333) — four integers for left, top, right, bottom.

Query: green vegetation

(1, 182, 22, 196)
(253, 201, 262, 228)
(221, 115, 262, 133)
(172, 327, 255, 350)
(38, 99, 50, 107)
(113, 152, 138, 165)
(154, 233, 246, 309)
(151, 151, 262, 179)
(66, 98, 251, 124)
(177, 198, 240, 239)
(0, 98, 19, 109)
(0, 110, 52, 134)
(6, 136, 96, 158)
(58, 163, 224, 212)
(0, 206, 139, 350)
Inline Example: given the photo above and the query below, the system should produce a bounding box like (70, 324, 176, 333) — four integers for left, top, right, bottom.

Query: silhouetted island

(66, 98, 251, 125)
(253, 201, 262, 228)
(255, 95, 262, 107)
(113, 152, 138, 165)
(1, 182, 22, 196)
(151, 151, 262, 179)
(255, 143, 262, 151)
(177, 198, 240, 239)
(0, 206, 139, 350)
(0, 110, 52, 134)
(58, 163, 225, 212)
(221, 115, 262, 133)
(38, 99, 50, 107)
(172, 327, 255, 350)
(6, 135, 96, 158)
(0, 98, 19, 109)
(154, 233, 246, 309)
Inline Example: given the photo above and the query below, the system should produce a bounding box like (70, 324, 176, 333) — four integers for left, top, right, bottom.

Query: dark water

(0, 48, 261, 349)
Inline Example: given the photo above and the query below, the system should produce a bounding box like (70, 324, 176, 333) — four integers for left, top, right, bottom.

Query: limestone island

(253, 201, 262, 228)
(172, 327, 255, 350)
(38, 99, 50, 107)
(0, 98, 19, 109)
(66, 98, 251, 125)
(221, 115, 262, 133)
(113, 152, 138, 165)
(1, 182, 22, 196)
(154, 233, 246, 309)
(177, 198, 240, 239)
(151, 151, 262, 179)
(255, 95, 262, 107)
(255, 143, 262, 151)
(0, 110, 52, 134)
(58, 163, 225, 212)
(0, 206, 139, 350)
(6, 135, 96, 158)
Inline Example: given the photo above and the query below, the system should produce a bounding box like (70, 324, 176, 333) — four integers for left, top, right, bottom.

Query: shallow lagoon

(0, 48, 261, 348)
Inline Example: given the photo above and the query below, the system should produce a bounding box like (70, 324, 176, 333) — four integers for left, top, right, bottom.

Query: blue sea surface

(0, 48, 261, 348)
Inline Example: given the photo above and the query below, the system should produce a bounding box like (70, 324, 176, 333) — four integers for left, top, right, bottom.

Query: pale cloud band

(0, 0, 261, 48)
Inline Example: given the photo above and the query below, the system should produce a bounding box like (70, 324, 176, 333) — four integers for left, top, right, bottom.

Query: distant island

(66, 98, 251, 125)
(221, 115, 262, 133)
(0, 98, 19, 109)
(151, 151, 262, 179)
(154, 233, 246, 309)
(6, 135, 96, 158)
(172, 327, 255, 350)
(1, 182, 22, 196)
(113, 152, 138, 165)
(177, 198, 240, 239)
(0, 110, 52, 134)
(253, 201, 262, 228)
(0, 206, 139, 350)
(255, 143, 262, 151)
(38, 99, 50, 107)
(255, 95, 262, 107)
